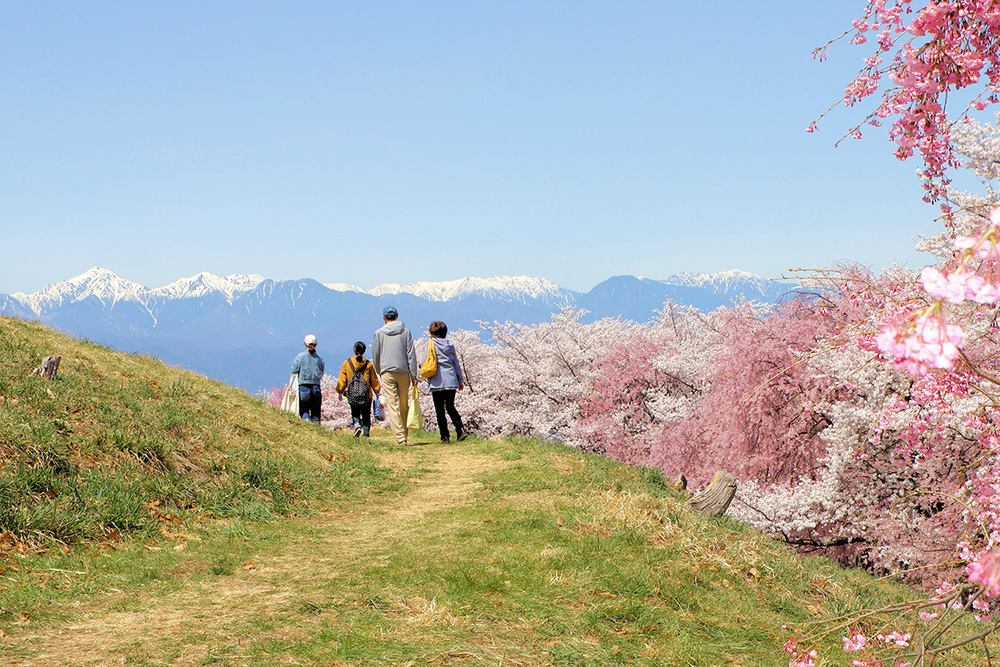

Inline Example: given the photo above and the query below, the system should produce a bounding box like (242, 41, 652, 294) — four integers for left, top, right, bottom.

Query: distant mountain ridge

(662, 268, 775, 292)
(1, 268, 798, 393)
(9, 269, 576, 316)
(10, 268, 268, 316)
(360, 276, 573, 305)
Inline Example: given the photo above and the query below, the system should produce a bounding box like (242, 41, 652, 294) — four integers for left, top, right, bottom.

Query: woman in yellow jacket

(337, 341, 381, 437)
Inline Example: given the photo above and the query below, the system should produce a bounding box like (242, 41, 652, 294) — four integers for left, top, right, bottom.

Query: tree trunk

(687, 470, 737, 517)
(30, 355, 61, 380)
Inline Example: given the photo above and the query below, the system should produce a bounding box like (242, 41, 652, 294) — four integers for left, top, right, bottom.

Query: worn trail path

(6, 444, 495, 667)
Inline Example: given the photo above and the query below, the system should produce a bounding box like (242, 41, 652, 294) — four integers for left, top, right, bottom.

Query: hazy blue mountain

(0, 295, 30, 319)
(1, 268, 797, 393)
(578, 270, 799, 321)
(576, 276, 714, 321)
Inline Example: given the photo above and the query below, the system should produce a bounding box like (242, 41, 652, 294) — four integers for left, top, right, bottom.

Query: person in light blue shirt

(291, 333, 325, 422)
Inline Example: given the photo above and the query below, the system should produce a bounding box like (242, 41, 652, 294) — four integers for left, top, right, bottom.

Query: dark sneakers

(456, 429, 469, 442)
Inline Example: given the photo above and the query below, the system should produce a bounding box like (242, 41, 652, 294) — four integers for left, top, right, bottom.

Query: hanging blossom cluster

(815, 0, 1000, 205)
(959, 453, 1000, 611)
(875, 307, 966, 374)
(968, 549, 1000, 595)
(876, 208, 1000, 373)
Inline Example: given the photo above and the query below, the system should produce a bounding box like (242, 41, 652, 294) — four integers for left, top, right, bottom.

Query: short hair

(429, 321, 448, 338)
(354, 341, 366, 356)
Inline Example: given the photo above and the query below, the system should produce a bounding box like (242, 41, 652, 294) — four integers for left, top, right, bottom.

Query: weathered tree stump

(687, 470, 737, 516)
(30, 355, 61, 380)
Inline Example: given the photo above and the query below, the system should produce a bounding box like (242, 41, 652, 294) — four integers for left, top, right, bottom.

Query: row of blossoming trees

(449, 283, 975, 583)
(436, 238, 997, 663)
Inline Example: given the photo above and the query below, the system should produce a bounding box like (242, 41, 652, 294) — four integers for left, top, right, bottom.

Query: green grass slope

(0, 317, 990, 665)
(0, 316, 397, 546)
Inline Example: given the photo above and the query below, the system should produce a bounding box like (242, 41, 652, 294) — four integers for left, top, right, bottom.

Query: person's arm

(368, 363, 380, 394)
(406, 331, 419, 382)
(336, 360, 350, 394)
(371, 334, 382, 375)
(451, 347, 465, 388)
(291, 353, 301, 374)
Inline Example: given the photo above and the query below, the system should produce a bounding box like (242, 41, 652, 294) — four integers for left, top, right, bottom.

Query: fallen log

(687, 470, 737, 517)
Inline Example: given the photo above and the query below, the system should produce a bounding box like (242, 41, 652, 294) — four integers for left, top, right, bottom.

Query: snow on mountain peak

(661, 269, 769, 293)
(8, 267, 270, 315)
(152, 272, 266, 302)
(368, 276, 569, 303)
(324, 282, 367, 293)
(12, 267, 150, 314)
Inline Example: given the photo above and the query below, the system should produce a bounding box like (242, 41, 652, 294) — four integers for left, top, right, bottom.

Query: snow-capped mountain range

(362, 275, 571, 303)
(7, 269, 267, 316)
(8, 269, 576, 315)
(1, 267, 796, 393)
(661, 269, 775, 293)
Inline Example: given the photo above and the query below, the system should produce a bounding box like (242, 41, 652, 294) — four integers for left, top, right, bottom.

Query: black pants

(431, 389, 463, 440)
(350, 400, 372, 435)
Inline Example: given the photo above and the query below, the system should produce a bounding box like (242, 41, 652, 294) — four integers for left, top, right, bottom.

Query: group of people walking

(289, 305, 467, 445)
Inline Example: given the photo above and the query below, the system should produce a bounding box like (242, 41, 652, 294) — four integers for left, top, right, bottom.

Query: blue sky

(1, 1, 948, 295)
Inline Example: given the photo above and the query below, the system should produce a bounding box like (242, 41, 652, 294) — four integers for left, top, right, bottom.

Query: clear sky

(1, 1, 950, 295)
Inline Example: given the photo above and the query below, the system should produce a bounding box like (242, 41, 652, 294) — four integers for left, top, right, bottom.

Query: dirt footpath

(5, 444, 494, 667)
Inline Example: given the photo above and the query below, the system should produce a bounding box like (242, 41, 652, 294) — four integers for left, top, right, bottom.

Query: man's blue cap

(383, 305, 398, 318)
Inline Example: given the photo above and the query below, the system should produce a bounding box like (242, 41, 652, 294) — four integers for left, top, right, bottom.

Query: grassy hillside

(0, 316, 398, 545)
(0, 317, 990, 665)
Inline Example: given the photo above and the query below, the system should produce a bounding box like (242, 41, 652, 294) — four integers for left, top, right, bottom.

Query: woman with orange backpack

(337, 341, 381, 437)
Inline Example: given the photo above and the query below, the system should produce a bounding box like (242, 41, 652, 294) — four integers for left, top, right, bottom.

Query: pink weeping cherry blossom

(920, 266, 1000, 304)
(969, 550, 1000, 596)
(875, 309, 966, 375)
(842, 633, 868, 652)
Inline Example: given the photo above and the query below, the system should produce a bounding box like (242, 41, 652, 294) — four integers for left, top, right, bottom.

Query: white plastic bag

(279, 373, 299, 414)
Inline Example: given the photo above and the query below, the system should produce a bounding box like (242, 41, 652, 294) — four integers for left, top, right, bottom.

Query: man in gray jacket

(371, 306, 418, 445)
